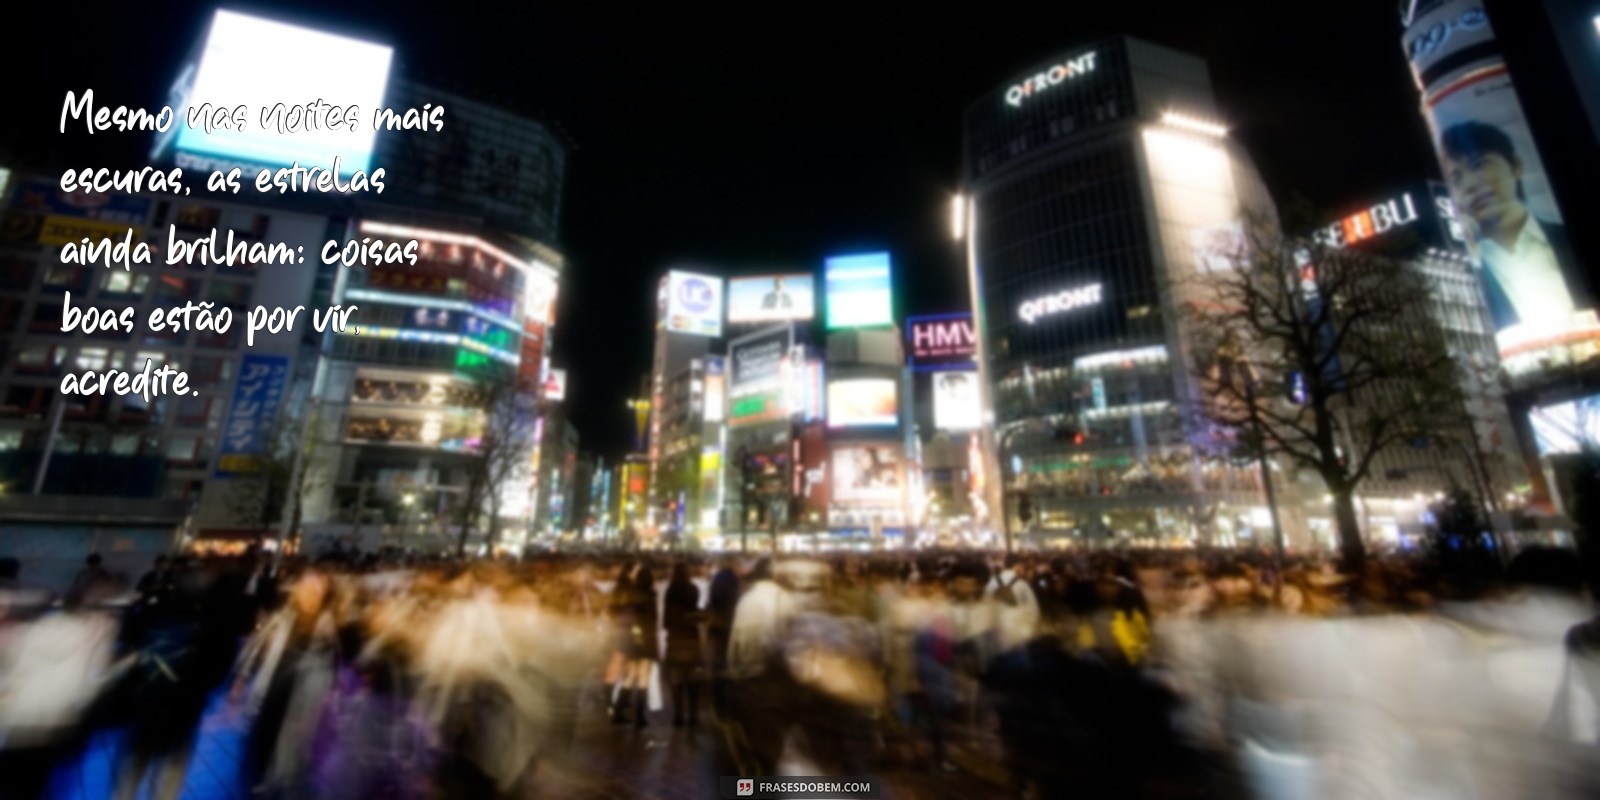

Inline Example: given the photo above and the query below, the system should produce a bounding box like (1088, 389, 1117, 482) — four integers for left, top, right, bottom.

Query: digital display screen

(728, 274, 815, 323)
(827, 378, 897, 428)
(832, 445, 902, 502)
(175, 10, 392, 175)
(932, 371, 982, 431)
(825, 252, 893, 329)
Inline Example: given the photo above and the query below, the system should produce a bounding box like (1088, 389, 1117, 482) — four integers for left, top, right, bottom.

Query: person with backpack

(985, 554, 1040, 652)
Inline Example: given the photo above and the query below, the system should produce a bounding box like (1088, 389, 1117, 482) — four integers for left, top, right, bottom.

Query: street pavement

(40, 683, 1016, 800)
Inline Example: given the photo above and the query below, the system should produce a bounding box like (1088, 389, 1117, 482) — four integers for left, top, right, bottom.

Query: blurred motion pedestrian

(662, 562, 703, 728)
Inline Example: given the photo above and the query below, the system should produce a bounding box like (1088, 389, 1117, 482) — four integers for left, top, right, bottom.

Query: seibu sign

(1019, 283, 1103, 325)
(1005, 51, 1098, 108)
(908, 313, 976, 366)
(1312, 192, 1424, 249)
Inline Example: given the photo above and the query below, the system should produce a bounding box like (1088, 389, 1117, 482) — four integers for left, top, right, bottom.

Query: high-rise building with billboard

(960, 37, 1284, 546)
(1401, 0, 1600, 521)
(138, 9, 573, 556)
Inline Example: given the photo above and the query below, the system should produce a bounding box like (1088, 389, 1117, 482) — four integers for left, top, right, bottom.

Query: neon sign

(1312, 192, 1421, 249)
(1019, 283, 1103, 324)
(1004, 51, 1098, 109)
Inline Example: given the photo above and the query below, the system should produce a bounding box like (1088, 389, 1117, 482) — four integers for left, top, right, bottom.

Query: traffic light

(1017, 493, 1035, 525)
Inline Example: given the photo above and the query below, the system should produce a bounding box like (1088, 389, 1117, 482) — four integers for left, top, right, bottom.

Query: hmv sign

(907, 313, 977, 370)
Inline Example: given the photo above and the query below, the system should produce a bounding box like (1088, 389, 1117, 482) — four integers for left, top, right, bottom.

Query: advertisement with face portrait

(1406, 0, 1599, 378)
(932, 371, 982, 431)
(728, 274, 815, 323)
(831, 445, 901, 503)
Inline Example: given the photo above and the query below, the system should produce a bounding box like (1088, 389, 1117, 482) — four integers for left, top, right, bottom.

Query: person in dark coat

(662, 562, 704, 727)
(706, 558, 741, 717)
(609, 561, 659, 727)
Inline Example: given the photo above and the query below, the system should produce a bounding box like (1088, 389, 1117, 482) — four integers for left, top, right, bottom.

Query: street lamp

(1216, 348, 1287, 574)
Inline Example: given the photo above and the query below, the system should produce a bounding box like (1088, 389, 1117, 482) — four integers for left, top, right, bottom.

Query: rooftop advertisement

(825, 252, 893, 330)
(728, 274, 815, 324)
(172, 9, 393, 175)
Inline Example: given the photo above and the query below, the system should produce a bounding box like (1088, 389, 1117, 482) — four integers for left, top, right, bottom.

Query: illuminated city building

(961, 37, 1283, 547)
(298, 220, 563, 553)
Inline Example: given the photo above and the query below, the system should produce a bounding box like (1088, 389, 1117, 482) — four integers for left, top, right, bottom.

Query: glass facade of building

(965, 37, 1272, 541)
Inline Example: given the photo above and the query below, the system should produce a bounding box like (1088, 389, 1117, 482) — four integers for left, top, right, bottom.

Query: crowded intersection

(1, 545, 1597, 799)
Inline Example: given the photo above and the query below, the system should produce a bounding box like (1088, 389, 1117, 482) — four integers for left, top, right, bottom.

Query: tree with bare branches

(454, 368, 537, 556)
(1184, 221, 1465, 571)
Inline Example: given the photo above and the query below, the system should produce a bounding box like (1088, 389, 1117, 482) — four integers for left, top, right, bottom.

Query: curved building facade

(964, 37, 1279, 544)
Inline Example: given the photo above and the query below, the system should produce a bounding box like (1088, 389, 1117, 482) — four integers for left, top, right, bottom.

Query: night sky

(1, 1, 1441, 458)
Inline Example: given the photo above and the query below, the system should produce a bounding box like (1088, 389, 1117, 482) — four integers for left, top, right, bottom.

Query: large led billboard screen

(1404, 1, 1600, 380)
(174, 10, 392, 175)
(932, 371, 982, 431)
(728, 274, 816, 324)
(664, 270, 723, 337)
(825, 252, 893, 329)
(827, 378, 898, 428)
(832, 445, 902, 503)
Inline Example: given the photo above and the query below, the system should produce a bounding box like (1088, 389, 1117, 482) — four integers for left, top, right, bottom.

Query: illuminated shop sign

(1312, 192, 1422, 249)
(1018, 283, 1103, 324)
(1004, 51, 1097, 109)
(907, 313, 976, 368)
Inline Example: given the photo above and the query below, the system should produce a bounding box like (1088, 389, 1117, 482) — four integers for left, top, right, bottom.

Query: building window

(76, 347, 109, 371)
(166, 434, 200, 463)
(0, 258, 34, 290)
(15, 344, 59, 374)
(29, 302, 64, 334)
(102, 271, 151, 296)
(43, 264, 90, 293)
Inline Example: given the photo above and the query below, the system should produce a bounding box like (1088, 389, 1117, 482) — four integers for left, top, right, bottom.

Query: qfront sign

(1005, 51, 1098, 109)
(1019, 283, 1103, 324)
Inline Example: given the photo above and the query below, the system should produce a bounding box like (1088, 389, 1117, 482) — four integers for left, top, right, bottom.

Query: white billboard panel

(932, 371, 981, 431)
(175, 10, 392, 175)
(728, 274, 815, 323)
(664, 271, 723, 337)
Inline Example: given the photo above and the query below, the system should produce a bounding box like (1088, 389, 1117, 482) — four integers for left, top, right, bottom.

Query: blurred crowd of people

(0, 544, 1597, 799)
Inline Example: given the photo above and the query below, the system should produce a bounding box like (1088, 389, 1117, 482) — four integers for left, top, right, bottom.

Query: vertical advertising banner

(1405, 1, 1599, 378)
(216, 353, 291, 476)
(703, 355, 726, 423)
